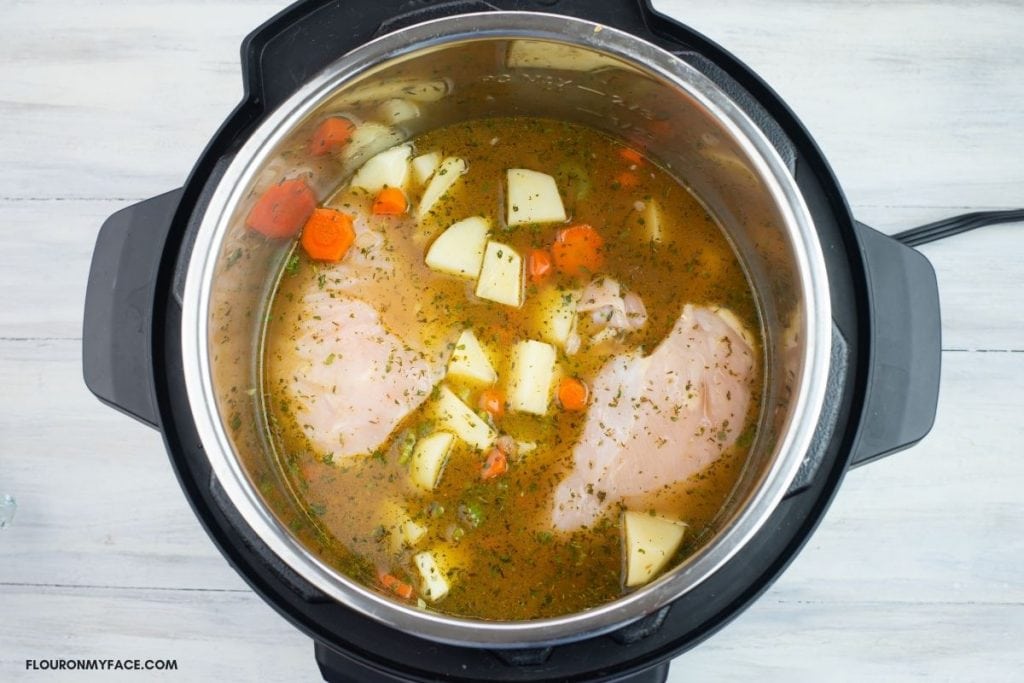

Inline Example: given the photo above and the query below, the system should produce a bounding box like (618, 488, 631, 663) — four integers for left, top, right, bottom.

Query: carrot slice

(615, 171, 640, 189)
(300, 208, 356, 262)
(372, 187, 408, 215)
(246, 179, 317, 239)
(379, 572, 414, 599)
(478, 388, 505, 419)
(558, 377, 589, 411)
(551, 224, 604, 277)
(618, 147, 644, 165)
(481, 448, 508, 480)
(309, 117, 355, 156)
(527, 249, 553, 284)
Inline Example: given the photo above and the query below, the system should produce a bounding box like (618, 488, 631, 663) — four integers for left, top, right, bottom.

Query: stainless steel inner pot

(180, 12, 831, 647)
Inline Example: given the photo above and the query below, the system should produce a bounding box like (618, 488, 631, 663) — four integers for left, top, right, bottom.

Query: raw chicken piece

(551, 304, 757, 531)
(275, 294, 443, 460)
(271, 197, 453, 460)
(577, 277, 648, 332)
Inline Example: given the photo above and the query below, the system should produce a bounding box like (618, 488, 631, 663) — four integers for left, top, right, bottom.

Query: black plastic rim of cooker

(81, 1, 942, 681)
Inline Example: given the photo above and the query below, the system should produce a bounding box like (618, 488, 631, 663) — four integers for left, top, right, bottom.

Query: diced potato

(411, 152, 441, 185)
(379, 500, 429, 553)
(517, 441, 538, 455)
(402, 518, 428, 546)
(506, 168, 567, 226)
(424, 216, 490, 279)
(340, 122, 404, 167)
(635, 199, 663, 243)
(475, 241, 523, 307)
(413, 551, 450, 602)
(410, 431, 454, 491)
(532, 286, 579, 347)
(418, 157, 467, 219)
(434, 385, 496, 450)
(377, 98, 420, 124)
(350, 143, 411, 193)
(447, 329, 497, 385)
(623, 511, 687, 587)
(506, 339, 557, 415)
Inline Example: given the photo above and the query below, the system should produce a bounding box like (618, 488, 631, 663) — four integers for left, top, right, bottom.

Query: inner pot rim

(180, 11, 832, 647)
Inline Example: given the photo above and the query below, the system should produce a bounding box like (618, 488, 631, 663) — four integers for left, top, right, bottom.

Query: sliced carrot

(309, 116, 355, 156)
(300, 208, 356, 262)
(246, 179, 317, 239)
(615, 171, 640, 189)
(478, 388, 505, 419)
(481, 447, 508, 480)
(372, 187, 408, 215)
(618, 147, 645, 165)
(558, 377, 589, 411)
(551, 224, 604, 277)
(379, 572, 414, 599)
(527, 249, 553, 284)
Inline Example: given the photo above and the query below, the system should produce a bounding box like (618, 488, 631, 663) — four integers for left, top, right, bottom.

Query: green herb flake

(398, 431, 417, 466)
(225, 248, 243, 269)
(459, 501, 485, 528)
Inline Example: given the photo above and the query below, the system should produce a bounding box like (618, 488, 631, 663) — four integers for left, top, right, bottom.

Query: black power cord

(893, 209, 1024, 247)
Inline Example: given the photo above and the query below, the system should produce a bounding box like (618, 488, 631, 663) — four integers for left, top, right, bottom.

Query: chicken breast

(551, 304, 757, 531)
(269, 200, 452, 460)
(275, 294, 443, 460)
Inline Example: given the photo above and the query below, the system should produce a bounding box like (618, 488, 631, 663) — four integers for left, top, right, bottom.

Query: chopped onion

(565, 331, 581, 356)
(495, 435, 517, 457)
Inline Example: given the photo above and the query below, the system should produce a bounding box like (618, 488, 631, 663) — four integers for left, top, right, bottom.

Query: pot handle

(849, 221, 941, 466)
(82, 189, 182, 429)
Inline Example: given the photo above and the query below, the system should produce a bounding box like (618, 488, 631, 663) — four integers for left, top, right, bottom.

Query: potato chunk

(506, 339, 556, 415)
(425, 216, 490, 279)
(411, 152, 441, 185)
(475, 241, 523, 307)
(623, 511, 686, 587)
(418, 157, 467, 219)
(506, 168, 567, 226)
(377, 98, 420, 124)
(349, 143, 411, 193)
(447, 329, 497, 385)
(413, 551, 450, 602)
(532, 286, 578, 348)
(410, 431, 454, 491)
(636, 199, 664, 244)
(340, 122, 404, 166)
(434, 385, 496, 450)
(379, 500, 429, 553)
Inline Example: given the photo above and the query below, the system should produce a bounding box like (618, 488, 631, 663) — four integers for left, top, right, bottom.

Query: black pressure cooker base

(79, 0, 941, 680)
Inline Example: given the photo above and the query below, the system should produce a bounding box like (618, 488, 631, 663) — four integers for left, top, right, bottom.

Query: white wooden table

(1, 1, 1021, 680)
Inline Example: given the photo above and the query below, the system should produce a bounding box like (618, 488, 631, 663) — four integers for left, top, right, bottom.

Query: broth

(262, 117, 761, 620)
